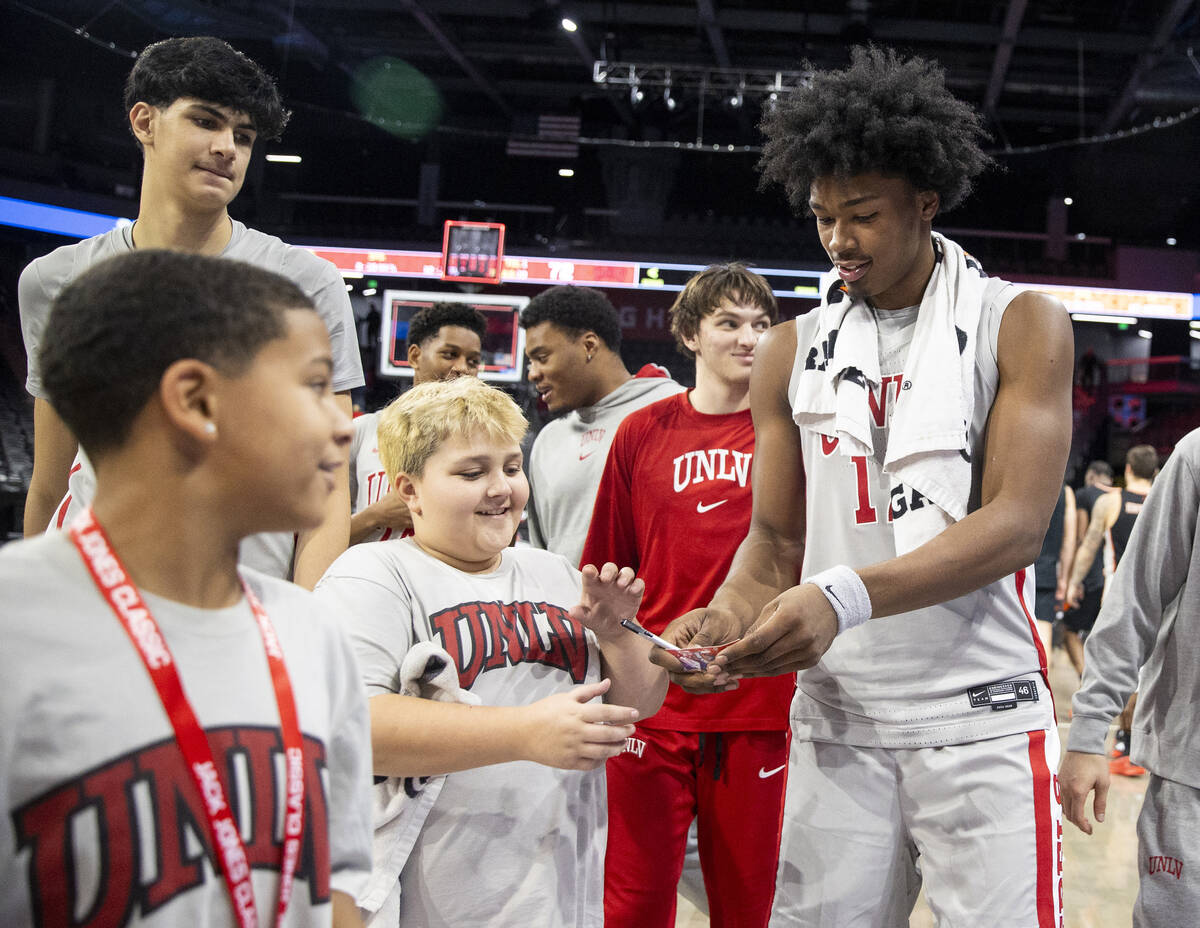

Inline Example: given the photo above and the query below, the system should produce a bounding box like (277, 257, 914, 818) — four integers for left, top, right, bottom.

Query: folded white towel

(792, 232, 988, 554)
(358, 641, 481, 927)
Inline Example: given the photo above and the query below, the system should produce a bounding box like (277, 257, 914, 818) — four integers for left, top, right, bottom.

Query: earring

(586, 353, 593, 363)
(203, 422, 217, 436)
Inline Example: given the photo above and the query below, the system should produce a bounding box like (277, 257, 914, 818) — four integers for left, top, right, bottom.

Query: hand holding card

(619, 618, 734, 671)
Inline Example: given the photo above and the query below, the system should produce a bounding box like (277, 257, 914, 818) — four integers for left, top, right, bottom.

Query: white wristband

(806, 565, 872, 635)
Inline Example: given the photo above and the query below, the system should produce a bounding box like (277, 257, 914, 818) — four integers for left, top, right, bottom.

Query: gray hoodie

(1068, 428, 1200, 788)
(527, 372, 684, 566)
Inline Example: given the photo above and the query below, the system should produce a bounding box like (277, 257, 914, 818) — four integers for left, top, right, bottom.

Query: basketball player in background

(1062, 460, 1116, 675)
(521, 285, 683, 566)
(1066, 443, 1158, 776)
(656, 47, 1072, 925)
(349, 302, 486, 544)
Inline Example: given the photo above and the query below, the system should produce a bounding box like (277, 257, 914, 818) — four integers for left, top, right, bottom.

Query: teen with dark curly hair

(656, 47, 1074, 926)
(19, 37, 363, 588)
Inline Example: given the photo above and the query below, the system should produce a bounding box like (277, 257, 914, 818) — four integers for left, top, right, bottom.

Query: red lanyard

(69, 509, 305, 928)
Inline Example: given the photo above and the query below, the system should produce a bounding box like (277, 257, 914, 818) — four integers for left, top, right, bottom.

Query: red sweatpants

(604, 726, 788, 928)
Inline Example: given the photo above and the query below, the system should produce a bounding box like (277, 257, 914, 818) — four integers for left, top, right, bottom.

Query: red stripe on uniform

(1014, 568, 1049, 689)
(53, 462, 84, 529)
(766, 723, 793, 919)
(1026, 729, 1055, 928)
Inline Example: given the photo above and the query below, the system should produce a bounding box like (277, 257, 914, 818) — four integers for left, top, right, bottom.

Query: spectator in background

(1062, 460, 1116, 675)
(521, 285, 683, 565)
(350, 302, 486, 545)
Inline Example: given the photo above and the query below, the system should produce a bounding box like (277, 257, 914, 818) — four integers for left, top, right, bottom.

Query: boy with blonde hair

(316, 376, 667, 928)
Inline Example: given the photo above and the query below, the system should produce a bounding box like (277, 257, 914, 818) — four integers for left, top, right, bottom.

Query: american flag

(506, 114, 580, 158)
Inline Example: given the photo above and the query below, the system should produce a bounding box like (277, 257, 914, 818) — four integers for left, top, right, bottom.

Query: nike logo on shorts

(696, 500, 728, 514)
(758, 764, 786, 779)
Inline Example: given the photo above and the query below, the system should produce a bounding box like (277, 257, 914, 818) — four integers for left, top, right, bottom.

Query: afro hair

(758, 46, 993, 215)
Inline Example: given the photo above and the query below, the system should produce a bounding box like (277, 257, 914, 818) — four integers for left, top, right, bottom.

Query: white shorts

(770, 726, 1063, 928)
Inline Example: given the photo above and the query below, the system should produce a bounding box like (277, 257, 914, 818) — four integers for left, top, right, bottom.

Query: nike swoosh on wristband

(758, 764, 786, 779)
(696, 499, 728, 513)
(824, 584, 845, 609)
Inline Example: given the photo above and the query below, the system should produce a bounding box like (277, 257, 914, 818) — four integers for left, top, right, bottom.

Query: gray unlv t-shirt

(0, 531, 373, 927)
(18, 220, 365, 578)
(316, 538, 606, 928)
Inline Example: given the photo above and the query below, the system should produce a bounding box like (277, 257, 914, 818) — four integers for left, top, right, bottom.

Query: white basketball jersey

(349, 413, 399, 543)
(788, 278, 1051, 748)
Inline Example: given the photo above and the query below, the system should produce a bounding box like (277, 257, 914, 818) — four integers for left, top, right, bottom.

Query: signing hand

(711, 583, 837, 680)
(649, 607, 745, 694)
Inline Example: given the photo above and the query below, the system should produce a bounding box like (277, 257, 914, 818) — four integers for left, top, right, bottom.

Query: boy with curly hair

(658, 47, 1073, 926)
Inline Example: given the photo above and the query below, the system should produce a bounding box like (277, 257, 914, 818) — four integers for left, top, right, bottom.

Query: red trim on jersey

(1014, 568, 1049, 689)
(54, 462, 84, 529)
(1026, 729, 1055, 928)
(766, 723, 793, 918)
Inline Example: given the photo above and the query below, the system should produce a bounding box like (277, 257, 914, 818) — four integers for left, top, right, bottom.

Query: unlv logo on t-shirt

(13, 727, 332, 926)
(578, 428, 606, 461)
(430, 600, 590, 688)
(671, 449, 752, 492)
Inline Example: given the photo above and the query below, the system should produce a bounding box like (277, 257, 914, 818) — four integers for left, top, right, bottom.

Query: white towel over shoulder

(358, 641, 481, 928)
(792, 232, 989, 554)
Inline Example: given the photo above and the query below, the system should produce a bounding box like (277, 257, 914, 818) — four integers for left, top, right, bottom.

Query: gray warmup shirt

(1069, 427, 1200, 787)
(527, 374, 683, 566)
(18, 220, 365, 579)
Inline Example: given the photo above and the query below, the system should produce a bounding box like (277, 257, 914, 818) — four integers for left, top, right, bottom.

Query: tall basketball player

(655, 47, 1073, 926)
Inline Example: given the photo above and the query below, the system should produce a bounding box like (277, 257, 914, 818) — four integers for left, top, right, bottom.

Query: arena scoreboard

(441, 220, 505, 283)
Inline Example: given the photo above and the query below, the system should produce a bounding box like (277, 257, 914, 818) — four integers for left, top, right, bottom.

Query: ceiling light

(1063, 196, 1073, 205)
(344, 283, 353, 291)
(1071, 313, 1135, 325)
(561, 17, 578, 32)
(663, 87, 676, 110)
(1075, 232, 1086, 240)
(1190, 321, 1200, 329)
(631, 84, 644, 105)
(1138, 329, 1153, 339)
(728, 91, 743, 108)
(1191, 330, 1200, 340)
(1167, 237, 1178, 246)
(266, 154, 302, 164)
(362, 288, 377, 296)
(558, 167, 575, 177)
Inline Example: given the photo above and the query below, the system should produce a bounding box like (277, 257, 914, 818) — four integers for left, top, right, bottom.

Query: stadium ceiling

(3, 0, 1200, 255)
